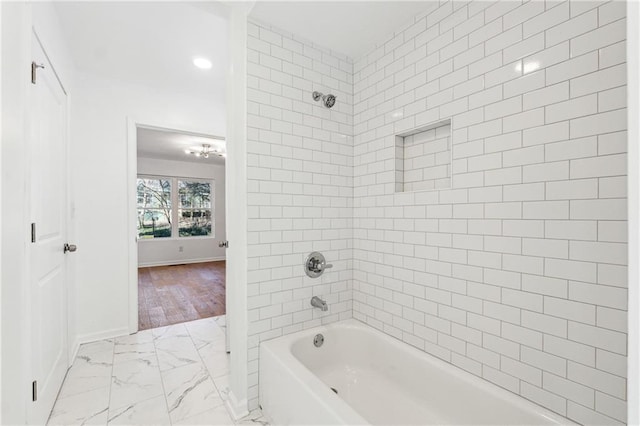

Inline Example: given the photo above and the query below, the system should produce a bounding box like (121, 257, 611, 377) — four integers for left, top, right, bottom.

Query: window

(179, 180, 212, 237)
(137, 176, 213, 239)
(137, 178, 172, 238)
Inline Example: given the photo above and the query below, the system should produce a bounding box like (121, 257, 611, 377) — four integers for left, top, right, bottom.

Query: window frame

(177, 178, 214, 238)
(136, 175, 173, 239)
(137, 174, 215, 241)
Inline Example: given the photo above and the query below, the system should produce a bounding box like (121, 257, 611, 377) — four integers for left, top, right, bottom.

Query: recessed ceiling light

(193, 57, 212, 70)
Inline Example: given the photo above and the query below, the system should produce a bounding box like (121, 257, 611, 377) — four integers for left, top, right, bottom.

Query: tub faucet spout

(311, 296, 328, 311)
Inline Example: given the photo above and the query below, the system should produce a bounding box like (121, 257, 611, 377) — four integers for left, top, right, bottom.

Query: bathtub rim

(259, 318, 574, 425)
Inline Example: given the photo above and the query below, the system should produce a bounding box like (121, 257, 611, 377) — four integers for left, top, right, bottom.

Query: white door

(27, 33, 70, 425)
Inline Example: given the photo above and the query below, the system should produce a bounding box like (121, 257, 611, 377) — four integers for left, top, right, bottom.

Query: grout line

(105, 338, 116, 423)
(187, 317, 237, 424)
(152, 327, 177, 426)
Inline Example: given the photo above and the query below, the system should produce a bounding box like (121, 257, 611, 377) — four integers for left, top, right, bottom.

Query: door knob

(63, 243, 77, 253)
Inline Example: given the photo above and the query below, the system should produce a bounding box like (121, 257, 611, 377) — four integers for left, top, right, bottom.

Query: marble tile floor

(48, 316, 267, 426)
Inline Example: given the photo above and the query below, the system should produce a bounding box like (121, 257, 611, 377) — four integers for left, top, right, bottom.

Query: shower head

(312, 91, 337, 108)
(323, 94, 336, 108)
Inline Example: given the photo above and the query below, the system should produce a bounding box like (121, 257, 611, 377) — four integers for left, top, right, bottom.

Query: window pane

(179, 209, 211, 237)
(137, 208, 172, 238)
(178, 180, 214, 238)
(179, 180, 211, 209)
(137, 178, 172, 209)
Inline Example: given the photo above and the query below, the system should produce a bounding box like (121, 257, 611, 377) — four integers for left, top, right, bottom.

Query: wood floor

(138, 261, 225, 331)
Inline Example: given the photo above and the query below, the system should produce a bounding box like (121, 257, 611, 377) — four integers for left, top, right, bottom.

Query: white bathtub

(259, 319, 572, 425)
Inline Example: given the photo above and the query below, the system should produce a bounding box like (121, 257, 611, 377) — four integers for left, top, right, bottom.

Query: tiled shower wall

(246, 20, 354, 406)
(352, 1, 627, 425)
(398, 122, 452, 192)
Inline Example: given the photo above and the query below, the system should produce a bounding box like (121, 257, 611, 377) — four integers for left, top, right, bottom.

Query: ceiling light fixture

(185, 144, 225, 159)
(193, 57, 212, 70)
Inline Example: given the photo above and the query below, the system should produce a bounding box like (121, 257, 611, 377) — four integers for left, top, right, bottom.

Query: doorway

(138, 262, 225, 329)
(133, 126, 227, 331)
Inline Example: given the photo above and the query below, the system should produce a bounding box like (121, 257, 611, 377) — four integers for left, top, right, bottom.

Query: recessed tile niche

(395, 119, 452, 192)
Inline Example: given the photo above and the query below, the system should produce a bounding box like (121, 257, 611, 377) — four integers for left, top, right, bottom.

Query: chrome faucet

(305, 252, 333, 278)
(310, 296, 328, 312)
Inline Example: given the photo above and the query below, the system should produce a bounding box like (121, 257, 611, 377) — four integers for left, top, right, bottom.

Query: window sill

(138, 236, 217, 242)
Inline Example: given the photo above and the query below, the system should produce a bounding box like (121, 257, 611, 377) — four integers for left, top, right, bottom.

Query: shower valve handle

(310, 257, 332, 271)
(305, 252, 332, 278)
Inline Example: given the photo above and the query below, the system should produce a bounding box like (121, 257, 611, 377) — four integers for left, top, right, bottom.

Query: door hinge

(32, 380, 37, 402)
(31, 62, 45, 85)
(31, 223, 36, 243)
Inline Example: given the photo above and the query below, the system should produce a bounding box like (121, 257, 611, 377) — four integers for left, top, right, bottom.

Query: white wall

(71, 71, 224, 342)
(0, 3, 4, 422)
(137, 157, 226, 266)
(225, 4, 251, 417)
(352, 1, 627, 424)
(627, 1, 639, 424)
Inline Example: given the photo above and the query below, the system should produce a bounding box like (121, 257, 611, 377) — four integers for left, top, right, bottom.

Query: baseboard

(74, 326, 131, 349)
(224, 390, 249, 421)
(138, 256, 226, 268)
(69, 337, 81, 367)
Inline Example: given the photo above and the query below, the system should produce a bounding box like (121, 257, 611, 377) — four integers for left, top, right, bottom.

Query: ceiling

(53, 2, 227, 101)
(137, 127, 226, 165)
(249, 1, 438, 59)
(52, 1, 436, 100)
(53, 1, 436, 162)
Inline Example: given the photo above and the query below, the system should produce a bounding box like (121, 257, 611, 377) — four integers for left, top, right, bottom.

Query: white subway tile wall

(246, 20, 354, 408)
(397, 122, 452, 192)
(352, 1, 627, 425)
(247, 0, 627, 423)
